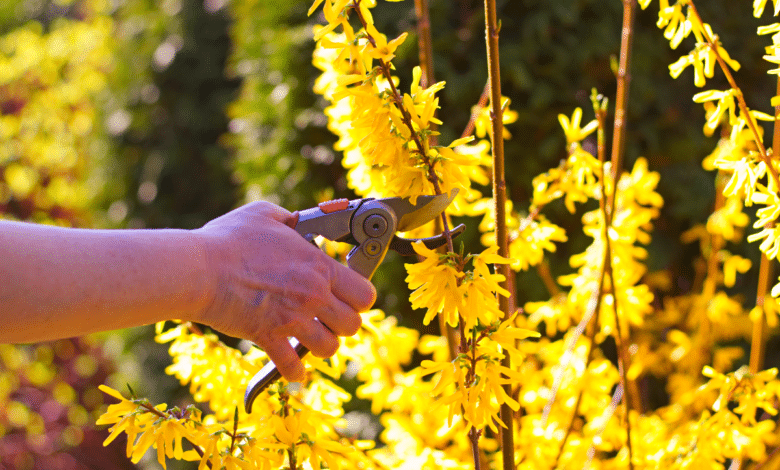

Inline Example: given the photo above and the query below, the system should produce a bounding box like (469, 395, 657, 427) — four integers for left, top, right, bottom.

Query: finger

(289, 319, 340, 358)
(330, 263, 377, 312)
(314, 295, 362, 337)
(262, 339, 306, 383)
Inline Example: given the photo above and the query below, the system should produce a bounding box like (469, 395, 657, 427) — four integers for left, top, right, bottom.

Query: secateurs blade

(244, 189, 465, 412)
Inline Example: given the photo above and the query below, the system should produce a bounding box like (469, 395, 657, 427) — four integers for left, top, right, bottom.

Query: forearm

(0, 221, 212, 343)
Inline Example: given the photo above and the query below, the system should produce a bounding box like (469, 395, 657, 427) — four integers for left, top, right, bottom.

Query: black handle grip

(244, 338, 308, 413)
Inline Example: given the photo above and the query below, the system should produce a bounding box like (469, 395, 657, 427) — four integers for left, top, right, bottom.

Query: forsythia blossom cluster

(95, 1, 780, 469)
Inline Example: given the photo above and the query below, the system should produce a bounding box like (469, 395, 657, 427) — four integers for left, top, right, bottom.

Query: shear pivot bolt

(363, 239, 382, 257)
(363, 214, 388, 237)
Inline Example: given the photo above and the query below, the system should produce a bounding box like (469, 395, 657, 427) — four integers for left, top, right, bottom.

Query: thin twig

(694, 172, 726, 375)
(751, 254, 774, 373)
(583, 383, 624, 470)
(413, 0, 435, 93)
(608, 3, 639, 466)
(551, 279, 601, 469)
(413, 0, 438, 147)
(138, 401, 168, 419)
(553, 95, 609, 469)
(353, 0, 455, 253)
(469, 427, 483, 470)
(599, 155, 635, 468)
(750, 74, 780, 373)
(535, 261, 561, 298)
(609, 0, 636, 183)
(413, 0, 460, 376)
(687, 1, 780, 192)
(753, 438, 780, 469)
(483, 0, 513, 469)
(540, 271, 602, 429)
(462, 81, 491, 140)
(137, 401, 210, 469)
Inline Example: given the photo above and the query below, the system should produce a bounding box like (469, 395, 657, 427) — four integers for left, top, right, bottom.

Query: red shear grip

(317, 198, 349, 214)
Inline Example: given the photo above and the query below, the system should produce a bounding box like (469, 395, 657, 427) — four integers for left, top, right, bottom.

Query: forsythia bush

(97, 0, 780, 469)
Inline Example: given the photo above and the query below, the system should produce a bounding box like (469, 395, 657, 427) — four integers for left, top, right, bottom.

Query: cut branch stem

(414, 0, 437, 146)
(610, 0, 636, 182)
(607, 1, 638, 464)
(750, 75, 780, 373)
(483, 0, 513, 469)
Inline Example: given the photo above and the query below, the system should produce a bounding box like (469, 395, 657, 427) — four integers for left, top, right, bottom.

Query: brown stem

(535, 261, 561, 298)
(540, 99, 606, 430)
(552, 286, 600, 469)
(190, 442, 206, 460)
(413, 0, 435, 93)
(414, 0, 436, 88)
(138, 402, 210, 469)
(462, 81, 491, 139)
(687, 1, 780, 192)
(553, 98, 610, 468)
(753, 425, 780, 470)
(610, 0, 636, 182)
(598, 84, 635, 466)
(279, 392, 298, 470)
(413, 0, 438, 146)
(186, 322, 204, 336)
(752, 256, 775, 373)
(752, 75, 780, 373)
(353, 0, 455, 253)
(469, 427, 483, 470)
(229, 407, 239, 454)
(694, 172, 727, 375)
(601, 207, 637, 463)
(604, 240, 635, 468)
(438, 309, 460, 360)
(483, 1, 513, 469)
(607, 3, 640, 465)
(289, 448, 297, 470)
(414, 0, 461, 366)
(139, 401, 168, 419)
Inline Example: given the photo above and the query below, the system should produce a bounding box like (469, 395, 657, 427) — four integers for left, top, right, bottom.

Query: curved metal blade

(388, 223, 466, 256)
(382, 188, 459, 232)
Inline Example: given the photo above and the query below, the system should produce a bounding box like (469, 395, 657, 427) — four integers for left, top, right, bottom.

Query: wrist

(184, 229, 218, 325)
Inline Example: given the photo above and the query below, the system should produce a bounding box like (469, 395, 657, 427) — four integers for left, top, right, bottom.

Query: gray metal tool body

(244, 190, 464, 412)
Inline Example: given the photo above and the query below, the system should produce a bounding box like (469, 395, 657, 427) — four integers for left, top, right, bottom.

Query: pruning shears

(244, 189, 465, 412)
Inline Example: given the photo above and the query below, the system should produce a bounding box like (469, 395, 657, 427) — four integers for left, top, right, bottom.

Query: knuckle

(283, 269, 328, 306)
(314, 256, 334, 277)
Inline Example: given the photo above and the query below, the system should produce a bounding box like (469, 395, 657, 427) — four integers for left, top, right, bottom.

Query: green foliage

(105, 0, 240, 230)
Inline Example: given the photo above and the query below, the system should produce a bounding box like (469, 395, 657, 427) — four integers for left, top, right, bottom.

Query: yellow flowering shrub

(0, 3, 136, 468)
(96, 1, 780, 469)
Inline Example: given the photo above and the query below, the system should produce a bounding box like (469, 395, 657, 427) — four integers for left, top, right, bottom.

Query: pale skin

(0, 201, 376, 382)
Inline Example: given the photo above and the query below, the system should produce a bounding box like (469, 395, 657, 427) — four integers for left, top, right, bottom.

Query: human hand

(193, 201, 376, 382)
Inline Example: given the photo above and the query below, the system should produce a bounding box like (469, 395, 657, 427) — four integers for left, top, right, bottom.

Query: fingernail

(365, 282, 377, 308)
(285, 211, 300, 229)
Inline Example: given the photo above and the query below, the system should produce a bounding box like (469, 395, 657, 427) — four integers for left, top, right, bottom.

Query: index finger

(330, 262, 376, 312)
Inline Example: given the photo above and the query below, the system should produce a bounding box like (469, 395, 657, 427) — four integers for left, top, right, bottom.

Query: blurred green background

(0, 0, 774, 468)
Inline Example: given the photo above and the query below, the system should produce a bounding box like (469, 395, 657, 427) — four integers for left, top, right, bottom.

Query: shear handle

(244, 337, 308, 412)
(245, 201, 394, 413)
